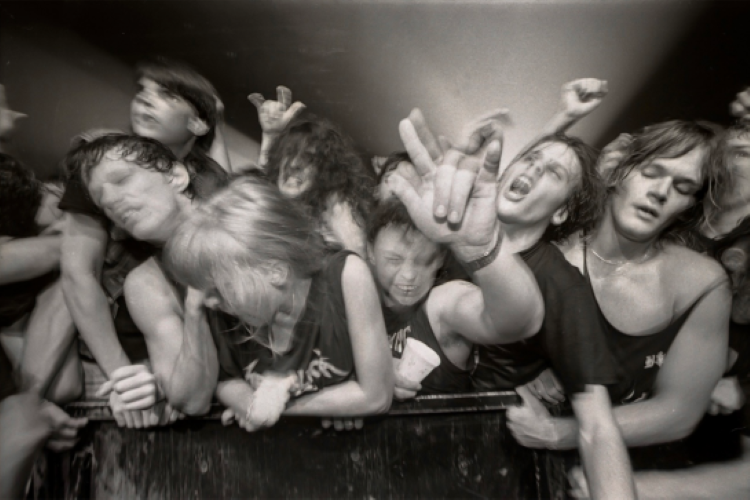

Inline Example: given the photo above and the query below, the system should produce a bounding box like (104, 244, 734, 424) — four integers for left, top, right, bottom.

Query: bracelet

(461, 230, 502, 274)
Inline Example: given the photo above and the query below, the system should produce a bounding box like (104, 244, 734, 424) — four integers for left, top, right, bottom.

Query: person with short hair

(57, 59, 227, 426)
(64, 133, 229, 426)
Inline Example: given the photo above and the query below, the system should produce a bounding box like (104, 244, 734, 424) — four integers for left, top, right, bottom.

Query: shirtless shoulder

(660, 243, 729, 304)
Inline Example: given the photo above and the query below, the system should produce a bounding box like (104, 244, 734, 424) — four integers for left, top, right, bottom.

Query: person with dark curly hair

(249, 87, 375, 256)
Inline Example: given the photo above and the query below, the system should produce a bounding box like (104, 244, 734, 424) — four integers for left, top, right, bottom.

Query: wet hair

(519, 134, 605, 243)
(164, 175, 327, 324)
(605, 120, 725, 246)
(265, 109, 375, 222)
(136, 57, 219, 151)
(0, 153, 42, 237)
(68, 133, 228, 201)
(366, 197, 448, 266)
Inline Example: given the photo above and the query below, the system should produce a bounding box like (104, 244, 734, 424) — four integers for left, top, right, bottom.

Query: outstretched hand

(559, 78, 608, 119)
(387, 108, 506, 259)
(248, 85, 306, 135)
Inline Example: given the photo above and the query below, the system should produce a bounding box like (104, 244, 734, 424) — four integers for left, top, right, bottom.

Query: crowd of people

(1, 57, 749, 498)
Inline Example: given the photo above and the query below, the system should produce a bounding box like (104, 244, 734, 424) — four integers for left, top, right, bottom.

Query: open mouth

(635, 205, 659, 219)
(508, 175, 532, 196)
(395, 285, 417, 294)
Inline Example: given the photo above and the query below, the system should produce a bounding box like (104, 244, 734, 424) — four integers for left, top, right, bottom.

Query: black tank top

(384, 294, 472, 395)
(583, 243, 702, 404)
(210, 250, 355, 397)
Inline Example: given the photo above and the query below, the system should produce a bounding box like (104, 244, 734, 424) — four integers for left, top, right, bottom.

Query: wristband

(461, 230, 502, 274)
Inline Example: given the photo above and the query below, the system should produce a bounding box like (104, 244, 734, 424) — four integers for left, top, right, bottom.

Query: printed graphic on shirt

(243, 349, 347, 397)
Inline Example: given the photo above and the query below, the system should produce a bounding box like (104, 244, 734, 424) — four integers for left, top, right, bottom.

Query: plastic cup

(397, 338, 441, 383)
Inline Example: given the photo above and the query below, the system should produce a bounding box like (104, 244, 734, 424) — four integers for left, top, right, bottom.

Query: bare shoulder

(124, 257, 173, 299)
(660, 243, 729, 299)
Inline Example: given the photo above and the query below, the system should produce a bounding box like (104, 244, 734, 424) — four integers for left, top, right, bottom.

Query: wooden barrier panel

(42, 393, 573, 499)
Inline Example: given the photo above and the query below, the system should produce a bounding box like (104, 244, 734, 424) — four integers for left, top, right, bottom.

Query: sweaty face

(496, 141, 582, 226)
(278, 149, 316, 199)
(369, 225, 444, 310)
(87, 152, 183, 244)
(131, 78, 201, 149)
(609, 147, 705, 242)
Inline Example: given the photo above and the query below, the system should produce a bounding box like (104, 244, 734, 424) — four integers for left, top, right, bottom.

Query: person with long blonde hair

(164, 176, 393, 431)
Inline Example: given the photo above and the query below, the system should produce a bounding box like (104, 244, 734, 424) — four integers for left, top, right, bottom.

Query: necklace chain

(589, 246, 654, 267)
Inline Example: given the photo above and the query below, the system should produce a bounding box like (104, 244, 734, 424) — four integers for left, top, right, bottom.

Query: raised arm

(248, 86, 305, 170)
(284, 255, 393, 417)
(207, 96, 232, 173)
(515, 78, 608, 161)
(124, 259, 219, 416)
(388, 109, 543, 343)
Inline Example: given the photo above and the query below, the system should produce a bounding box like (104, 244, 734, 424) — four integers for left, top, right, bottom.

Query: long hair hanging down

(163, 175, 327, 321)
(265, 109, 375, 222)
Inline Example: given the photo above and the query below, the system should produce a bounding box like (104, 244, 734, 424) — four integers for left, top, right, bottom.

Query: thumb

(516, 385, 550, 416)
(96, 380, 115, 398)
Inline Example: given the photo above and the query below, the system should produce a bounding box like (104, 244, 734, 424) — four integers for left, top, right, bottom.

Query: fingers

(438, 135, 452, 153)
(446, 165, 476, 225)
(480, 139, 504, 182)
(248, 93, 265, 109)
(285, 101, 306, 120)
(394, 387, 419, 400)
(386, 170, 423, 211)
(96, 380, 114, 399)
(433, 150, 462, 219)
(276, 86, 292, 108)
(408, 108, 443, 161)
(516, 385, 550, 416)
(575, 78, 608, 101)
(221, 408, 236, 426)
(399, 118, 436, 177)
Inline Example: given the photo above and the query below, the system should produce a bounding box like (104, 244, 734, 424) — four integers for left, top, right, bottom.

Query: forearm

(0, 236, 61, 285)
(553, 396, 703, 450)
(284, 380, 391, 417)
(256, 132, 278, 169)
(164, 307, 219, 415)
(20, 281, 77, 396)
(574, 387, 635, 500)
(61, 272, 129, 377)
(635, 451, 750, 500)
(215, 379, 254, 416)
(456, 238, 543, 342)
(514, 111, 578, 161)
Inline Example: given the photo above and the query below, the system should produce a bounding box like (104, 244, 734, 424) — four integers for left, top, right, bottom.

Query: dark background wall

(1, 0, 749, 178)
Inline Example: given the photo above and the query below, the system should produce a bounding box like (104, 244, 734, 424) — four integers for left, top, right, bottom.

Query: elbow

(364, 380, 394, 415)
(167, 390, 213, 417)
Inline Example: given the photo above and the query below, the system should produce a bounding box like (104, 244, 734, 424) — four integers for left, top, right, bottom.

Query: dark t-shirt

(471, 241, 617, 395)
(210, 251, 356, 397)
(384, 295, 473, 395)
